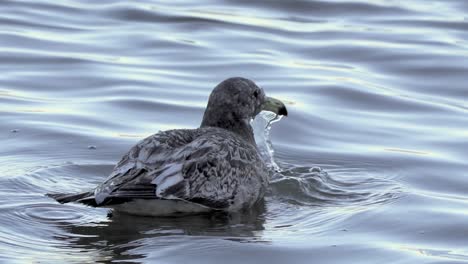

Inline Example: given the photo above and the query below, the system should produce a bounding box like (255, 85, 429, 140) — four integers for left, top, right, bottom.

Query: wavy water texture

(1, 0, 468, 263)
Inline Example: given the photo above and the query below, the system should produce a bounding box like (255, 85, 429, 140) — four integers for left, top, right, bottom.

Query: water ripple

(1, 0, 468, 263)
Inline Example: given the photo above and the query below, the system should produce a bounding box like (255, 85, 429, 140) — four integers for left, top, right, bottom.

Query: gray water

(1, 0, 468, 263)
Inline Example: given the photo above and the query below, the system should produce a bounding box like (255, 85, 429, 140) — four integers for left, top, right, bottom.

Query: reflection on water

(1, 0, 468, 263)
(60, 206, 267, 263)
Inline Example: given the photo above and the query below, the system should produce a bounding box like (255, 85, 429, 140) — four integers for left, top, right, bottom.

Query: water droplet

(252, 112, 282, 171)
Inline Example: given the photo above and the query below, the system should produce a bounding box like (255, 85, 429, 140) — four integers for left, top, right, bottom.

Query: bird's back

(92, 127, 268, 214)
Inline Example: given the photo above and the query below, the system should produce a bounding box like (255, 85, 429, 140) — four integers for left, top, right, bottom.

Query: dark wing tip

(46, 191, 97, 206)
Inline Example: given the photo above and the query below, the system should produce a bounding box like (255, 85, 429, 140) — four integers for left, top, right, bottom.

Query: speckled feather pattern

(94, 127, 268, 211)
(49, 77, 284, 214)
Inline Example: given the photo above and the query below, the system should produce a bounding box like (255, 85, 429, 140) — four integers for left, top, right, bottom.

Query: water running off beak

(252, 111, 284, 172)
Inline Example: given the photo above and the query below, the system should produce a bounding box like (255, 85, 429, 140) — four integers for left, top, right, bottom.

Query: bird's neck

(201, 112, 255, 145)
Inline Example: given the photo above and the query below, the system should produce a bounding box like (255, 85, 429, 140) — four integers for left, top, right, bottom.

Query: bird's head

(201, 77, 287, 141)
(202, 77, 287, 123)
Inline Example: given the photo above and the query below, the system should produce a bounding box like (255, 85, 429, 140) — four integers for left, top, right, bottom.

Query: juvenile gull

(48, 77, 287, 216)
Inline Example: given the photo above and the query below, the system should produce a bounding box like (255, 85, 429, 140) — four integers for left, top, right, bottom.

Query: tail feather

(47, 191, 98, 207)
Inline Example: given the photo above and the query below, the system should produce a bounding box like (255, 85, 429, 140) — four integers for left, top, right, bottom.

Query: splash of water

(252, 111, 283, 172)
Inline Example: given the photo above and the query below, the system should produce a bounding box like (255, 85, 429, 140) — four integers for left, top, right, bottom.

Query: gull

(48, 77, 287, 216)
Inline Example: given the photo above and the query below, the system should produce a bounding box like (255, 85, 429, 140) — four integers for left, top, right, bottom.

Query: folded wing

(93, 128, 267, 210)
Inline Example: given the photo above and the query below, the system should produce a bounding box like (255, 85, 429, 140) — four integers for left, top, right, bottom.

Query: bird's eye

(253, 90, 259, 98)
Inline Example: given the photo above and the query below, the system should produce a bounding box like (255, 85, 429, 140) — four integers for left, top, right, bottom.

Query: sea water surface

(1, 0, 468, 263)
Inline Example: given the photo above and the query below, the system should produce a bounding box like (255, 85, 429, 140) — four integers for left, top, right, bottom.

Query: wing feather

(93, 128, 268, 210)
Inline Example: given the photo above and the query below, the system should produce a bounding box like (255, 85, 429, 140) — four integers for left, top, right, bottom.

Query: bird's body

(96, 127, 268, 214)
(49, 77, 287, 216)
